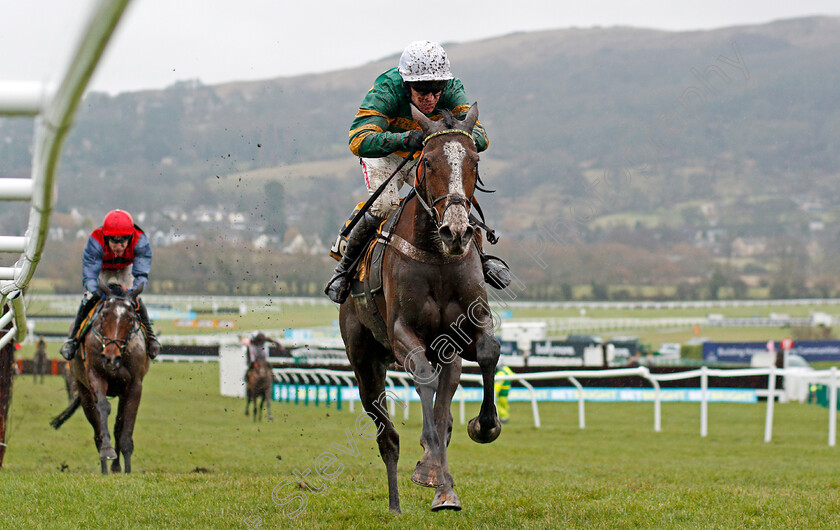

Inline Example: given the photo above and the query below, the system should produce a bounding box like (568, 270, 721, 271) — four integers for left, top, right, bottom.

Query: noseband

(414, 129, 475, 228)
(90, 298, 141, 357)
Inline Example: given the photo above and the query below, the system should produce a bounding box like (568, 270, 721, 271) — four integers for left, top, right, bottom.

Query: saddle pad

(354, 204, 402, 294)
(75, 300, 104, 341)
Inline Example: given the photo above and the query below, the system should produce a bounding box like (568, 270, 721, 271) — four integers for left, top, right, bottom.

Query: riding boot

(60, 292, 100, 361)
(475, 229, 512, 290)
(136, 300, 161, 359)
(324, 212, 383, 304)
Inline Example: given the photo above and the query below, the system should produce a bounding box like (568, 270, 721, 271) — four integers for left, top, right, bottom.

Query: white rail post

(651, 378, 662, 433)
(568, 376, 585, 429)
(765, 367, 777, 443)
(458, 385, 466, 425)
(829, 367, 837, 447)
(517, 379, 541, 428)
(398, 375, 411, 420)
(700, 366, 708, 437)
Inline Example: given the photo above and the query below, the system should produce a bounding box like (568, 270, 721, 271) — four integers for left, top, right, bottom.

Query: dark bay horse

(51, 281, 150, 474)
(245, 356, 273, 421)
(340, 104, 501, 513)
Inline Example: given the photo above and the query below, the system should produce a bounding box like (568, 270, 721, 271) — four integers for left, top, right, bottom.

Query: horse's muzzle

(100, 353, 122, 371)
(439, 223, 474, 255)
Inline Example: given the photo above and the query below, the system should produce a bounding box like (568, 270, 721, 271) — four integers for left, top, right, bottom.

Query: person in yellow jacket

(494, 364, 515, 423)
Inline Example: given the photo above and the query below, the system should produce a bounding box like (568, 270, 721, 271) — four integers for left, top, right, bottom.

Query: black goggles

(107, 235, 132, 245)
(410, 81, 446, 95)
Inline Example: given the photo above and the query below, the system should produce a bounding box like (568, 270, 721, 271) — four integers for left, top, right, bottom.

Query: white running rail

(0, 0, 133, 349)
(273, 366, 840, 447)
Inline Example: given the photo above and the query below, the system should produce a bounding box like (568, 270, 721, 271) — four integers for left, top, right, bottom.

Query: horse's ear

(98, 278, 110, 297)
(410, 103, 435, 134)
(461, 103, 479, 133)
(132, 282, 144, 299)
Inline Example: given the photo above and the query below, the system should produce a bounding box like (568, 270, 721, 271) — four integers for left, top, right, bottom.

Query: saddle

(346, 201, 405, 349)
(330, 188, 500, 350)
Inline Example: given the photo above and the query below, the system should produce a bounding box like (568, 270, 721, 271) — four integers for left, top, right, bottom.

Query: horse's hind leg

(342, 307, 401, 514)
(265, 388, 273, 420)
(355, 355, 401, 514)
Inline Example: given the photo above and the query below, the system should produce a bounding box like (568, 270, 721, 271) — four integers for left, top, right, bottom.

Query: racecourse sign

(704, 340, 840, 363)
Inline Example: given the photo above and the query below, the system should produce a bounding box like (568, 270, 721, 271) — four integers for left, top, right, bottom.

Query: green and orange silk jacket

(349, 67, 489, 158)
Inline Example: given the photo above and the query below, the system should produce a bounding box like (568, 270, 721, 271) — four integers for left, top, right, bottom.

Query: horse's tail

(50, 395, 81, 429)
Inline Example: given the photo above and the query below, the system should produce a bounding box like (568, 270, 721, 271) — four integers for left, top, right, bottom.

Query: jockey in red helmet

(59, 209, 161, 361)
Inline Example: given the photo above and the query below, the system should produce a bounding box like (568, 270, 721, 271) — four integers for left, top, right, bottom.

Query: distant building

(730, 237, 767, 258)
(283, 234, 328, 255)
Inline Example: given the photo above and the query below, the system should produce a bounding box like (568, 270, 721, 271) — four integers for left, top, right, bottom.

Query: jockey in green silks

(324, 40, 511, 304)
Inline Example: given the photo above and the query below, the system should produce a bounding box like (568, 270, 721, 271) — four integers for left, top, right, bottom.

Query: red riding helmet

(102, 210, 135, 237)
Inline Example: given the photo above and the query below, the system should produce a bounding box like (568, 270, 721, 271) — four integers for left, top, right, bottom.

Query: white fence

(0, 0, 132, 348)
(266, 366, 840, 447)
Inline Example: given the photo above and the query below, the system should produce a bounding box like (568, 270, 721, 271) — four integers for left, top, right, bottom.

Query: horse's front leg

(468, 332, 502, 444)
(87, 374, 117, 470)
(77, 385, 108, 474)
(114, 381, 143, 474)
(429, 357, 462, 511)
(393, 323, 443, 488)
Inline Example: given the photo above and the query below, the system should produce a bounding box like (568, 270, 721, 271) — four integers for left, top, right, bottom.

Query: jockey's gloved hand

(403, 130, 424, 151)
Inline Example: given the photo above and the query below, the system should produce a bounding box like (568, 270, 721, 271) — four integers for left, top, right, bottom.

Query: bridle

(90, 297, 141, 357)
(413, 128, 476, 229)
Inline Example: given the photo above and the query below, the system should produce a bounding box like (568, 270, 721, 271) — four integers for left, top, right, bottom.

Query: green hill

(2, 16, 839, 298)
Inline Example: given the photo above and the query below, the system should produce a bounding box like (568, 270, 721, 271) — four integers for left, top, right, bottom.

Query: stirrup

(483, 256, 511, 290)
(60, 339, 78, 361)
(325, 272, 351, 304)
(147, 338, 161, 359)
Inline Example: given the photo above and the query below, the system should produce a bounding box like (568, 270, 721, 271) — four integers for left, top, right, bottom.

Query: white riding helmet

(398, 41, 454, 82)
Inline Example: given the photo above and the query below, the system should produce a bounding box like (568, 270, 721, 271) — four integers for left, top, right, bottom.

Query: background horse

(50, 280, 150, 474)
(340, 104, 501, 513)
(245, 356, 273, 421)
(33, 337, 48, 384)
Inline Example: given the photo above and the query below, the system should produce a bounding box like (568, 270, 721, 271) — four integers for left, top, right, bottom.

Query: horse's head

(93, 279, 143, 371)
(411, 103, 480, 255)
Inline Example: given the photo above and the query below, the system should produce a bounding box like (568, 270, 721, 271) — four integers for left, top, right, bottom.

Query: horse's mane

(437, 109, 458, 128)
(104, 283, 130, 301)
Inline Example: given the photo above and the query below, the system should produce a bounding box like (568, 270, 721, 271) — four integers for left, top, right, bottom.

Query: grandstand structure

(0, 0, 132, 467)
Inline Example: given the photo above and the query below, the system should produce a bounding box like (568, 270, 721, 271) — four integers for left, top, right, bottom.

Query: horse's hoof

(268, 415, 274, 421)
(467, 416, 501, 444)
(431, 487, 462, 511)
(411, 461, 443, 488)
(100, 447, 117, 460)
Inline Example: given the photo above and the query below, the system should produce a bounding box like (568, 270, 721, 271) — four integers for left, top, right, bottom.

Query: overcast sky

(2, 0, 839, 95)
